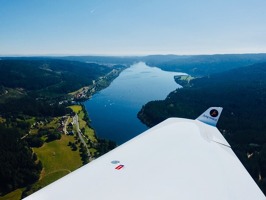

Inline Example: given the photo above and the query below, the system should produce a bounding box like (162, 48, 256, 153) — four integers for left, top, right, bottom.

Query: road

(63, 116, 70, 135)
(73, 114, 91, 157)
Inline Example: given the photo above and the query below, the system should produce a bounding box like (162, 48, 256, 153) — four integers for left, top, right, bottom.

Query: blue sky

(1, 0, 266, 55)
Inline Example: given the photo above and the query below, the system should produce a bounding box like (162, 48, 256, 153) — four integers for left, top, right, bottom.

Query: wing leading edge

(24, 107, 265, 200)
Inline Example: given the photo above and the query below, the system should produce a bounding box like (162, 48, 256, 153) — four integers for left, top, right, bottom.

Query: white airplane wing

(24, 107, 265, 200)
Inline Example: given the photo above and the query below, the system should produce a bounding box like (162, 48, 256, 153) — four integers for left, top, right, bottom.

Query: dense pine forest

(138, 62, 266, 194)
(0, 126, 42, 195)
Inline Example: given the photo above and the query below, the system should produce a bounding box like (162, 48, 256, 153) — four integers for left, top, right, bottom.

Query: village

(29, 104, 97, 156)
(72, 68, 123, 101)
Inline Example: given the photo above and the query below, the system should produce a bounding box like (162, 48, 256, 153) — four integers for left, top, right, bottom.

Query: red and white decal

(115, 165, 124, 170)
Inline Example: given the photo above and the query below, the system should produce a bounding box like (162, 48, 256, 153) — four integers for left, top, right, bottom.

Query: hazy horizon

(1, 52, 266, 58)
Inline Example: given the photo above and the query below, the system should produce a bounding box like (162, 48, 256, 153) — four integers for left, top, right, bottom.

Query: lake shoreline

(71, 66, 127, 102)
(84, 62, 184, 145)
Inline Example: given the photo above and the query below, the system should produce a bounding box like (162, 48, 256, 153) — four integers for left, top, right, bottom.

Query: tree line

(0, 125, 42, 195)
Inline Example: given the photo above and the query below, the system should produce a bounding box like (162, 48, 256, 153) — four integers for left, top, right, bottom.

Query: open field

(68, 86, 89, 96)
(78, 110, 86, 128)
(0, 88, 26, 103)
(24, 117, 36, 125)
(0, 189, 22, 200)
(33, 135, 82, 189)
(0, 117, 5, 123)
(89, 148, 98, 157)
(84, 126, 97, 142)
(178, 75, 195, 82)
(78, 108, 97, 142)
(70, 105, 97, 143)
(69, 105, 83, 113)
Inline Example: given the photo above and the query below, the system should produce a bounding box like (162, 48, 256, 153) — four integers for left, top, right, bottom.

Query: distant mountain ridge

(55, 53, 266, 76)
(3, 53, 266, 76)
(143, 53, 266, 76)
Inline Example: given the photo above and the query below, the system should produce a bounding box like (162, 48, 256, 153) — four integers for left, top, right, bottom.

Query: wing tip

(196, 107, 223, 126)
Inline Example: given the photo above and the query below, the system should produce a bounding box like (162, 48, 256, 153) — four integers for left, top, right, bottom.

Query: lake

(84, 62, 185, 144)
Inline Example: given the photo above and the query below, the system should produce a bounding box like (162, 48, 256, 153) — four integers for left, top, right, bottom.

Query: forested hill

(0, 59, 125, 116)
(0, 59, 118, 94)
(138, 62, 266, 193)
(143, 53, 266, 76)
(138, 62, 266, 129)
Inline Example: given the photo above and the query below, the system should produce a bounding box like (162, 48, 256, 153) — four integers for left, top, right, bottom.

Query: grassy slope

(28, 135, 82, 195)
(32, 135, 82, 189)
(69, 105, 82, 113)
(78, 109, 97, 142)
(17, 106, 96, 198)
(0, 117, 5, 123)
(0, 189, 22, 200)
(16, 134, 83, 199)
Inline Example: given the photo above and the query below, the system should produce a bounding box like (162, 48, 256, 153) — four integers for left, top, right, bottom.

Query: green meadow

(31, 135, 82, 192)
(0, 189, 22, 200)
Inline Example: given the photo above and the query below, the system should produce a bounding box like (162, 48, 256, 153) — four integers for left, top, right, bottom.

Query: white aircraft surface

(24, 107, 265, 200)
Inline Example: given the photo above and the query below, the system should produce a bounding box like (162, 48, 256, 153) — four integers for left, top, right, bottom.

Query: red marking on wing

(115, 165, 124, 170)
